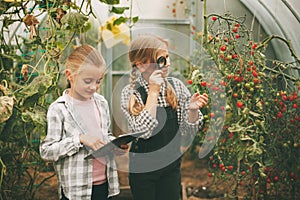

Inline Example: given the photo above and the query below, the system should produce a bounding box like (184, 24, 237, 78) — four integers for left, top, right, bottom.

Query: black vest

(130, 79, 181, 154)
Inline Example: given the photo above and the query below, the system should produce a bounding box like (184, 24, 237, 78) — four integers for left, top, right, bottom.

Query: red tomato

(252, 70, 258, 78)
(282, 95, 287, 101)
(228, 165, 234, 170)
(232, 54, 238, 59)
(220, 45, 227, 51)
(237, 101, 243, 108)
(200, 81, 207, 87)
(252, 43, 258, 49)
(290, 172, 295, 179)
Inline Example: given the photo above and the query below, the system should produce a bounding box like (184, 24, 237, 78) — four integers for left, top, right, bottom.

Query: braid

(129, 65, 138, 89)
(128, 66, 144, 115)
(166, 80, 178, 110)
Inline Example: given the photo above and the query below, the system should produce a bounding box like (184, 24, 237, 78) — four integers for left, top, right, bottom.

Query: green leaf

(111, 6, 129, 14)
(264, 158, 273, 166)
(81, 22, 92, 32)
(113, 16, 127, 26)
(228, 123, 244, 132)
(240, 135, 255, 142)
(0, 96, 14, 123)
(21, 108, 46, 127)
(236, 145, 246, 161)
(17, 75, 52, 101)
(106, 23, 112, 31)
(132, 16, 139, 23)
(99, 0, 120, 5)
(249, 111, 261, 117)
(61, 12, 88, 32)
(259, 136, 264, 143)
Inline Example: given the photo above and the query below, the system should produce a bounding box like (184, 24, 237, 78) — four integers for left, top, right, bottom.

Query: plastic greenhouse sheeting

(241, 0, 300, 64)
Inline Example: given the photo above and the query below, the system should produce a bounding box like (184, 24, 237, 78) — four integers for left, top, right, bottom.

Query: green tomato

(245, 83, 251, 89)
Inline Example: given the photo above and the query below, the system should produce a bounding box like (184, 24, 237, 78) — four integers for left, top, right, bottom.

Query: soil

(35, 153, 225, 200)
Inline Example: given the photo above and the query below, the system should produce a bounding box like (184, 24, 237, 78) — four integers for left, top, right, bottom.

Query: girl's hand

(148, 70, 164, 92)
(80, 134, 106, 151)
(113, 144, 129, 156)
(189, 93, 208, 110)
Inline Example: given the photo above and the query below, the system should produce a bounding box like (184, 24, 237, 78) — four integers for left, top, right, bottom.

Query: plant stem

(260, 35, 300, 63)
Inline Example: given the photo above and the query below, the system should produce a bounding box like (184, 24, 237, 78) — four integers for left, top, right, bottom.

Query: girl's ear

(135, 62, 146, 73)
(66, 69, 72, 82)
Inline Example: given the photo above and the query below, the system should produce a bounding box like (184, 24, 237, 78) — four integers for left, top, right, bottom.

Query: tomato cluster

(187, 14, 300, 199)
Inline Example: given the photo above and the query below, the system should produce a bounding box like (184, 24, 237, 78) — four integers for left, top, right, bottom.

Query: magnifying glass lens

(157, 56, 167, 69)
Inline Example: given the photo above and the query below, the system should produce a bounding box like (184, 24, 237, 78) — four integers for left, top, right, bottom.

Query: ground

(35, 153, 226, 200)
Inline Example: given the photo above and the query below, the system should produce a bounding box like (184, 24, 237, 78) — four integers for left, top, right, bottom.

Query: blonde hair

(128, 35, 178, 115)
(65, 45, 106, 85)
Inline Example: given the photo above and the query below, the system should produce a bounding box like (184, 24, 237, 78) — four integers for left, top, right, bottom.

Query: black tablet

(85, 131, 146, 159)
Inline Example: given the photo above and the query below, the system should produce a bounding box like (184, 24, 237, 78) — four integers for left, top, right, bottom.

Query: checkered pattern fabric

(121, 76, 204, 139)
(40, 90, 119, 200)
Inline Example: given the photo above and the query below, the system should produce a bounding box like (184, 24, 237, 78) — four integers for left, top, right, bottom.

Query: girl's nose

(90, 83, 97, 90)
(166, 57, 170, 67)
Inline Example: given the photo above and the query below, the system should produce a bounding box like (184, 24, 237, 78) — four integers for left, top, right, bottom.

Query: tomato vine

(0, 0, 137, 199)
(186, 10, 300, 199)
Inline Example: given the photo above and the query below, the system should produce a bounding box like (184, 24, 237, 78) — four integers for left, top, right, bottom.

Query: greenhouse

(0, 0, 299, 199)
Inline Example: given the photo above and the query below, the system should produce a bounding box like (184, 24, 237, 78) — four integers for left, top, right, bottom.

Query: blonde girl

(40, 45, 125, 200)
(121, 34, 208, 200)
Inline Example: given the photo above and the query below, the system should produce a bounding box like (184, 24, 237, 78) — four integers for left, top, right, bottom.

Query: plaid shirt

(121, 76, 204, 139)
(40, 90, 119, 200)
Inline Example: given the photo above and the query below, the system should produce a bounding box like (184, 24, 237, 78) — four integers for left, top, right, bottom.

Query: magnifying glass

(156, 56, 167, 69)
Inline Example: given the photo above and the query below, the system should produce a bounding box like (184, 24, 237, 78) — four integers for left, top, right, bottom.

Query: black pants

(61, 181, 110, 200)
(129, 160, 181, 200)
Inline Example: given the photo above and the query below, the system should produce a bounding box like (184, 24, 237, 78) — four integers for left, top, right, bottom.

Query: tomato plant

(0, 0, 137, 199)
(186, 11, 300, 199)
